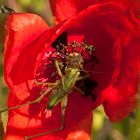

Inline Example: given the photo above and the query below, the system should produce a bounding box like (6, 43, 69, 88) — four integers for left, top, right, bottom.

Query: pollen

(52, 40, 98, 71)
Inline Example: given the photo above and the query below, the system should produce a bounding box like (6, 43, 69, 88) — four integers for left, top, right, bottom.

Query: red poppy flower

(49, 0, 140, 23)
(3, 2, 140, 140)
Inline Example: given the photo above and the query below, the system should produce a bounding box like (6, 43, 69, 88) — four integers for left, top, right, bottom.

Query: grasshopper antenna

(79, 69, 112, 74)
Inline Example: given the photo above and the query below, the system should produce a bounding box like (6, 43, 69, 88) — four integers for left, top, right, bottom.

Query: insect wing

(62, 68, 80, 92)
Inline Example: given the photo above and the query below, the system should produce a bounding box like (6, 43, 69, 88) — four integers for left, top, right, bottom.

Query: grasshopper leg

(74, 86, 85, 95)
(34, 80, 59, 86)
(54, 60, 64, 79)
(60, 94, 68, 129)
(77, 73, 89, 81)
(24, 95, 68, 140)
(0, 86, 56, 113)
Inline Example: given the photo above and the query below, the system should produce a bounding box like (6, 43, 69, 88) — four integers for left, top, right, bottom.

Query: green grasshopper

(24, 61, 86, 140)
(0, 41, 97, 140)
(24, 51, 91, 139)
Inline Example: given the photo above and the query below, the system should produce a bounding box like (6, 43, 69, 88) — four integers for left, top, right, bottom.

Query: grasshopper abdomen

(47, 68, 80, 110)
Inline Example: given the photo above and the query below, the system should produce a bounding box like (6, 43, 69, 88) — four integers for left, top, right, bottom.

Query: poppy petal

(49, 0, 140, 22)
(49, 0, 97, 23)
(102, 36, 140, 121)
(4, 13, 49, 88)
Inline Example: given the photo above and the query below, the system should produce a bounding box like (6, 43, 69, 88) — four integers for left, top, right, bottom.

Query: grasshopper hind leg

(24, 95, 68, 140)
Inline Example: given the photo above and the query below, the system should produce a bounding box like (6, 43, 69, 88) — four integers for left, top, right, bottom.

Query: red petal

(4, 13, 49, 88)
(102, 36, 140, 121)
(66, 112, 92, 140)
(6, 113, 29, 140)
(129, 0, 140, 19)
(49, 0, 140, 23)
(49, 0, 97, 23)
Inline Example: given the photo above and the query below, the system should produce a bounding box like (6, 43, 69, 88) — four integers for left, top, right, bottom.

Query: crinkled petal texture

(49, 0, 140, 22)
(4, 2, 140, 140)
(4, 13, 49, 88)
(130, 0, 140, 19)
(49, 0, 97, 23)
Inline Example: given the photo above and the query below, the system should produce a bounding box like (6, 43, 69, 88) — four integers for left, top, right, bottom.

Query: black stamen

(76, 78, 98, 101)
(52, 32, 68, 51)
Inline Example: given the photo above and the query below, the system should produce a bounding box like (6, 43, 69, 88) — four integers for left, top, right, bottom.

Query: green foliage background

(0, 1, 140, 140)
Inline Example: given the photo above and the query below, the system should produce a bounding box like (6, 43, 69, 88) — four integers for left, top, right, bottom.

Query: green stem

(129, 73, 140, 140)
(0, 113, 5, 140)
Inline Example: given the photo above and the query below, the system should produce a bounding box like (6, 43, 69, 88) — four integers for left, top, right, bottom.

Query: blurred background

(0, 0, 140, 140)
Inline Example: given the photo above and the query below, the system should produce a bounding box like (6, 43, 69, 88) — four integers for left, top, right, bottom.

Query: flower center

(52, 40, 98, 73)
(66, 52, 84, 69)
(35, 32, 99, 102)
